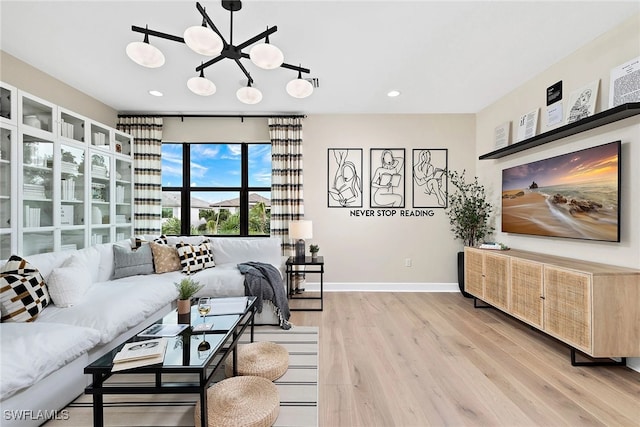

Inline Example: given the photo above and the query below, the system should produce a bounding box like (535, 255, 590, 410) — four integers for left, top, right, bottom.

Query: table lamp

(289, 220, 313, 261)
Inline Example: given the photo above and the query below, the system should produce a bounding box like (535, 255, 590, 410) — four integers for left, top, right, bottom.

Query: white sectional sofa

(0, 236, 286, 427)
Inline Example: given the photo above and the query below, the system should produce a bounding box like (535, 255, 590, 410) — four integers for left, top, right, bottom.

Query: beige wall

(0, 51, 117, 126)
(162, 114, 476, 287)
(162, 117, 270, 142)
(304, 114, 475, 286)
(476, 13, 640, 269)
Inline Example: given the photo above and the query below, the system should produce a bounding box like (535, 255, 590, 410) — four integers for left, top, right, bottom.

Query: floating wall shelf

(479, 102, 640, 160)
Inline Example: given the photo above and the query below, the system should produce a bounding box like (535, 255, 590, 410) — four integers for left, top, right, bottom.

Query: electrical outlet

(404, 258, 412, 267)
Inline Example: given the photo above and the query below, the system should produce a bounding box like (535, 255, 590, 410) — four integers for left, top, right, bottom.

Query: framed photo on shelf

(566, 80, 599, 123)
(494, 122, 511, 149)
(517, 109, 539, 142)
(60, 205, 74, 225)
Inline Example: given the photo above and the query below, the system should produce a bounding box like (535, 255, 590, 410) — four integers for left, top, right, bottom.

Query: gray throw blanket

(237, 262, 291, 330)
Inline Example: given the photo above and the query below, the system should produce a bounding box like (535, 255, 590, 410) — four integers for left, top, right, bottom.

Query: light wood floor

(290, 292, 640, 427)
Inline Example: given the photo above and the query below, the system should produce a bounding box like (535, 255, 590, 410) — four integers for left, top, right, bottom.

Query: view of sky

(161, 143, 271, 204)
(502, 141, 619, 190)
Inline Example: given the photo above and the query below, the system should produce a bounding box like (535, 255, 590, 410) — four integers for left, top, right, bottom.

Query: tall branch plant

(446, 170, 494, 247)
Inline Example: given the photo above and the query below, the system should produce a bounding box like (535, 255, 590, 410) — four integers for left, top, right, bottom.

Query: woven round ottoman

(194, 376, 279, 427)
(225, 342, 289, 381)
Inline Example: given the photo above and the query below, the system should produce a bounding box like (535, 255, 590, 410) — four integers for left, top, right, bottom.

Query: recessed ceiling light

(149, 90, 163, 97)
(387, 90, 401, 97)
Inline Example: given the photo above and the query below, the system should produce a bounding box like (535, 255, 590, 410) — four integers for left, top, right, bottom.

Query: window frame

(161, 142, 271, 237)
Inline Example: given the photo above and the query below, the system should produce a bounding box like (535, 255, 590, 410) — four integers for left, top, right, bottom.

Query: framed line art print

(328, 148, 363, 208)
(412, 149, 448, 208)
(370, 148, 405, 208)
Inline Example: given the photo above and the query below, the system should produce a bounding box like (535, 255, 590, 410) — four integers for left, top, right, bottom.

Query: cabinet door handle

(540, 296, 545, 300)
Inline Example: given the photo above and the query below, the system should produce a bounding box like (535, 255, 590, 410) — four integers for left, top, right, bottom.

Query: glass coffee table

(84, 296, 257, 427)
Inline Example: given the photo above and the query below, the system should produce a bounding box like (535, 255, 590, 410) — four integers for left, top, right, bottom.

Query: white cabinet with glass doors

(0, 82, 134, 257)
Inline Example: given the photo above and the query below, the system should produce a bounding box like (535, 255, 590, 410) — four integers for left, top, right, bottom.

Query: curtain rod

(117, 113, 307, 120)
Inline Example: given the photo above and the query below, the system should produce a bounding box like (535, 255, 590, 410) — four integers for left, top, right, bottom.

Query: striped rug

(44, 326, 318, 427)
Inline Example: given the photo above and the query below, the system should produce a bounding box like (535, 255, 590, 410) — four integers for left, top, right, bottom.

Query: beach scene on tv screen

(501, 141, 620, 242)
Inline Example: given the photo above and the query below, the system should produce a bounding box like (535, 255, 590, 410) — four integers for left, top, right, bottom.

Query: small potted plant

(175, 276, 203, 315)
(309, 244, 320, 260)
(445, 169, 494, 297)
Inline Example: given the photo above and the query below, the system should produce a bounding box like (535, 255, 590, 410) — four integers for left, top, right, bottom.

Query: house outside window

(161, 143, 271, 236)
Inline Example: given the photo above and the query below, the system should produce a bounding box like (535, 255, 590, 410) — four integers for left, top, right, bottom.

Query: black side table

(286, 256, 324, 311)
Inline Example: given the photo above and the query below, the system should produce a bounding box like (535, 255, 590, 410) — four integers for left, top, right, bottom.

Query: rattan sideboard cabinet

(464, 247, 640, 363)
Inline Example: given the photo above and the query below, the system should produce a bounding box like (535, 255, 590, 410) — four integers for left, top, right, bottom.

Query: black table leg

(92, 373, 104, 427)
(199, 387, 207, 427)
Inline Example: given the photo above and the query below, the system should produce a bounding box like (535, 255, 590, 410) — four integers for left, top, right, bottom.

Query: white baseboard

(300, 282, 459, 292)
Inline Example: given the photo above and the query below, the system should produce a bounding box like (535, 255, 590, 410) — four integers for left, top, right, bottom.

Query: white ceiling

(1, 1, 639, 115)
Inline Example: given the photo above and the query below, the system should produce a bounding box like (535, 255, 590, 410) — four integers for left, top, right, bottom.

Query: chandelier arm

(233, 59, 254, 85)
(238, 52, 310, 74)
(131, 25, 184, 44)
(196, 55, 226, 72)
(235, 26, 278, 51)
(278, 62, 311, 74)
(195, 2, 228, 46)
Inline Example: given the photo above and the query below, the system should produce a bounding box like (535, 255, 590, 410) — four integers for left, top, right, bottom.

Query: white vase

(24, 115, 41, 129)
(92, 206, 102, 224)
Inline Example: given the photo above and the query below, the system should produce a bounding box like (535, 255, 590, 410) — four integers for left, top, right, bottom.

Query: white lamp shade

(289, 220, 313, 239)
(249, 43, 284, 70)
(126, 41, 165, 68)
(286, 78, 313, 98)
(184, 25, 223, 56)
(237, 86, 263, 104)
(187, 76, 216, 96)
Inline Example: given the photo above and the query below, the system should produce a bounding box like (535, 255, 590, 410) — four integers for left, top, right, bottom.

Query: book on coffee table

(206, 296, 249, 316)
(112, 338, 167, 372)
(138, 323, 188, 337)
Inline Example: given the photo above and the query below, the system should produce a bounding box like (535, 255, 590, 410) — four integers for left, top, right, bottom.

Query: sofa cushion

(36, 276, 178, 344)
(0, 322, 101, 400)
(8, 251, 69, 282)
(0, 256, 50, 322)
(94, 240, 131, 282)
(64, 246, 101, 284)
(191, 263, 246, 298)
(112, 244, 154, 279)
(150, 242, 181, 273)
(46, 257, 92, 307)
(210, 238, 282, 267)
(176, 241, 215, 273)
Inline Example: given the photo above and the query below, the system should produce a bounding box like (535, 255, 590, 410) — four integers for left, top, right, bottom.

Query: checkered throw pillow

(0, 255, 50, 322)
(176, 242, 215, 274)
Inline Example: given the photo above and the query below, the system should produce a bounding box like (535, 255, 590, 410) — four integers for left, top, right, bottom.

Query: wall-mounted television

(501, 140, 621, 242)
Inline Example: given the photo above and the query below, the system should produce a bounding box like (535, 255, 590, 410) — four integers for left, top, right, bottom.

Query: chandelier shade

(249, 33, 284, 69)
(183, 25, 223, 56)
(286, 72, 314, 99)
(126, 39, 165, 68)
(187, 72, 216, 96)
(127, 1, 314, 103)
(237, 84, 263, 104)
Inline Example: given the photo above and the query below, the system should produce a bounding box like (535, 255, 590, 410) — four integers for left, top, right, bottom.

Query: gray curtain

(116, 116, 163, 235)
(269, 117, 304, 256)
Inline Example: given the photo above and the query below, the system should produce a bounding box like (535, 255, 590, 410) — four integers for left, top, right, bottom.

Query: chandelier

(126, 1, 314, 104)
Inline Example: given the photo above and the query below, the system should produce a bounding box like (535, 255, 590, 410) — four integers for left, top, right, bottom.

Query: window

(161, 143, 271, 236)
